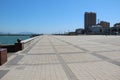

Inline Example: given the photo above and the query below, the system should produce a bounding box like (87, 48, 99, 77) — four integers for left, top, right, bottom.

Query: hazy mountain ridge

(18, 32, 35, 34)
(0, 32, 35, 34)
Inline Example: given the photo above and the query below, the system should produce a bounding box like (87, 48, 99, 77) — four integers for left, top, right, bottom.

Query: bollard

(15, 39, 24, 51)
(0, 48, 7, 65)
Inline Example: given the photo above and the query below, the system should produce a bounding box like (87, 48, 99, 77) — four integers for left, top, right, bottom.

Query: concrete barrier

(1, 36, 40, 52)
(21, 36, 39, 49)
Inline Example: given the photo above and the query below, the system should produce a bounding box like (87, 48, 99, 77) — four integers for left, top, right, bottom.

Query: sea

(0, 35, 30, 45)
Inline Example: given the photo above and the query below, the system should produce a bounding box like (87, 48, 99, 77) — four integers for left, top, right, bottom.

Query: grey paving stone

(0, 70, 9, 79)
(7, 55, 24, 65)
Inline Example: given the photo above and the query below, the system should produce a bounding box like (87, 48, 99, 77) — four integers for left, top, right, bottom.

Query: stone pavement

(0, 35, 120, 80)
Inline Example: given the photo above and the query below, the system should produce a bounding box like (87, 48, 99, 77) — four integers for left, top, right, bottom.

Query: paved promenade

(0, 35, 120, 80)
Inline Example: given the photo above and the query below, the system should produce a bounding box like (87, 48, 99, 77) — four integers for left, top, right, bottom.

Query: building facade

(88, 25, 110, 35)
(75, 28, 84, 35)
(99, 21, 110, 28)
(88, 25, 102, 34)
(111, 23, 120, 35)
(84, 12, 96, 33)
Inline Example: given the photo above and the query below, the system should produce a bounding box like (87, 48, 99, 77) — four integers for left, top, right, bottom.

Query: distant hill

(0, 32, 39, 36)
(0, 32, 7, 34)
(18, 32, 35, 34)
(0, 32, 3, 34)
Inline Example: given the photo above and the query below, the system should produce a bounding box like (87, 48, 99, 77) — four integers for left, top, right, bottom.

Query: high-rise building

(84, 12, 96, 33)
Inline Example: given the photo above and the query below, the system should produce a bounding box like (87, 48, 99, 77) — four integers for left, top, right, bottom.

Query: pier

(0, 35, 120, 80)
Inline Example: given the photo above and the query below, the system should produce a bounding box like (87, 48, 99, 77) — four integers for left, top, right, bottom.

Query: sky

(0, 0, 120, 34)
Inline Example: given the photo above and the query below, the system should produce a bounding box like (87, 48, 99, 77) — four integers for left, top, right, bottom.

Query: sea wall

(1, 44, 15, 52)
(1, 36, 40, 52)
(21, 36, 39, 49)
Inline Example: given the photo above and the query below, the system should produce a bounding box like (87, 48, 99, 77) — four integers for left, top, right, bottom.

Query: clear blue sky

(0, 0, 120, 34)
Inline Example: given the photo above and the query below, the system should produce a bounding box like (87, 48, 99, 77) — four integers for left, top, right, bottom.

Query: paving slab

(1, 65, 68, 80)
(68, 61, 120, 80)
(95, 51, 120, 60)
(61, 53, 101, 63)
(0, 35, 120, 80)
(18, 55, 59, 65)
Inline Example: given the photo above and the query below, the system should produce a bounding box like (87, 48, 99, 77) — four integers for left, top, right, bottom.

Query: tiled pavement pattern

(0, 35, 120, 80)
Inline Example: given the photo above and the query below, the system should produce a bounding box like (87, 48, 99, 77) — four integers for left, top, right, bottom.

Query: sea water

(0, 36, 30, 45)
